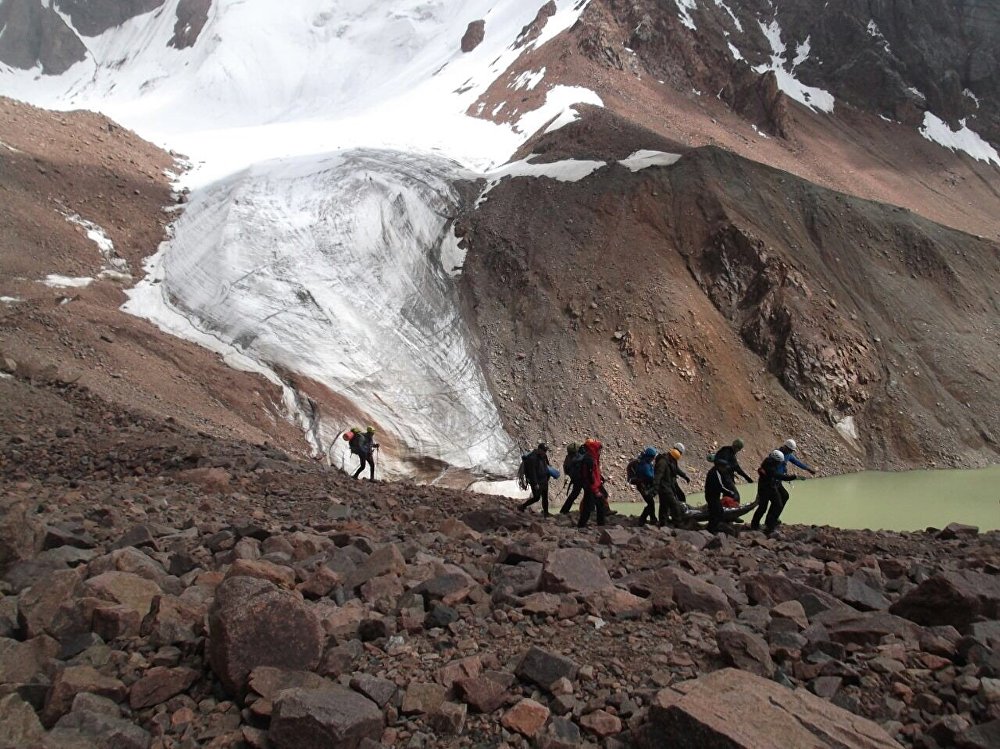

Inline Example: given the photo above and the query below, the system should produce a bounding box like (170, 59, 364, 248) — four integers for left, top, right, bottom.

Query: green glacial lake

(612, 466, 1000, 532)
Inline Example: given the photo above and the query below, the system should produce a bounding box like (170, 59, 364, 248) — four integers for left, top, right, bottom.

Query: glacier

(0, 0, 601, 480)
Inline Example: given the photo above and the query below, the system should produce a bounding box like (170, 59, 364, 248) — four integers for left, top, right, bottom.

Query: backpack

(517, 452, 530, 490)
(564, 448, 585, 484)
(626, 457, 641, 485)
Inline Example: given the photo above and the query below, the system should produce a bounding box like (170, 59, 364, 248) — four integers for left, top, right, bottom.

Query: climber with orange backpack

(346, 426, 378, 480)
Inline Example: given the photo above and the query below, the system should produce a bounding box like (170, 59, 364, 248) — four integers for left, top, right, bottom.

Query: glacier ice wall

(125, 148, 517, 477)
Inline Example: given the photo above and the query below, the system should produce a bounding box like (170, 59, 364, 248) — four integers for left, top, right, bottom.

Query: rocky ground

(2, 372, 999, 749)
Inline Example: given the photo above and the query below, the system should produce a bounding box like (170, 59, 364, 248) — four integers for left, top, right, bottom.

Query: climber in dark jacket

(518, 443, 552, 516)
(653, 443, 687, 526)
(560, 443, 586, 514)
(713, 438, 752, 501)
(752, 449, 805, 533)
(704, 464, 737, 534)
(350, 427, 378, 480)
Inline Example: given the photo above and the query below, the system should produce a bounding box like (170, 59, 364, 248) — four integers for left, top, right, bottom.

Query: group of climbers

(519, 435, 817, 535)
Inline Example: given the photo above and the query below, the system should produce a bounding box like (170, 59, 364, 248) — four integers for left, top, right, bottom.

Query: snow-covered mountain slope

(1, 0, 604, 478)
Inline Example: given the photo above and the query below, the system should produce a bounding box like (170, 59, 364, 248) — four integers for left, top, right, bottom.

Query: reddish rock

(581, 709, 622, 737)
(249, 666, 330, 701)
(522, 592, 562, 616)
(139, 594, 204, 646)
(454, 676, 507, 713)
(128, 666, 199, 709)
(770, 600, 809, 630)
(344, 544, 406, 591)
(225, 558, 296, 589)
(270, 686, 384, 749)
(501, 697, 550, 738)
(208, 576, 324, 699)
(0, 693, 44, 746)
(638, 669, 902, 748)
(349, 673, 397, 707)
(296, 566, 341, 598)
(436, 655, 482, 689)
(541, 549, 612, 595)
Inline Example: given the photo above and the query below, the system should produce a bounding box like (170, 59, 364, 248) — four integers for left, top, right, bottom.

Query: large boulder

(0, 693, 44, 747)
(890, 571, 1000, 630)
(663, 567, 732, 617)
(270, 686, 383, 749)
(83, 572, 162, 620)
(541, 549, 612, 595)
(743, 573, 843, 616)
(17, 568, 83, 638)
(636, 668, 903, 748)
(814, 608, 923, 647)
(208, 576, 323, 699)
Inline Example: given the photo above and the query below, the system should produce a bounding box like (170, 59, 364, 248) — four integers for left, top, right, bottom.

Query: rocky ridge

(1, 373, 999, 748)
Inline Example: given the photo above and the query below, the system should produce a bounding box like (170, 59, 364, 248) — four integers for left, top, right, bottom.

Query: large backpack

(517, 452, 530, 490)
(564, 448, 585, 484)
(625, 457, 641, 485)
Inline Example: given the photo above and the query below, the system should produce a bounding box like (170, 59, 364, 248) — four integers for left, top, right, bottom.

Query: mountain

(1, 0, 998, 481)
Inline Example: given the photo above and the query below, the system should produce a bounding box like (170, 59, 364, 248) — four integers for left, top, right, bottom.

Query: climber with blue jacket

(630, 447, 659, 526)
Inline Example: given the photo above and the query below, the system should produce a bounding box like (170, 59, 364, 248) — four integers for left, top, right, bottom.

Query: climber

(775, 438, 817, 508)
(712, 438, 753, 501)
(350, 426, 378, 480)
(704, 462, 738, 535)
(751, 449, 807, 533)
(653, 442, 687, 526)
(518, 443, 552, 516)
(629, 447, 659, 526)
(577, 439, 607, 528)
(560, 442, 586, 514)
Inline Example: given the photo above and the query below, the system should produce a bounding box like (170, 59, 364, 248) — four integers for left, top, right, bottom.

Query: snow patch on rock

(619, 150, 682, 172)
(920, 113, 1000, 166)
(41, 275, 93, 288)
(753, 19, 834, 113)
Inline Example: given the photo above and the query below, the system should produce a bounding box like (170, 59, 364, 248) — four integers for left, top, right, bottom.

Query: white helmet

(771, 450, 785, 461)
(673, 442, 685, 455)
(783, 439, 797, 451)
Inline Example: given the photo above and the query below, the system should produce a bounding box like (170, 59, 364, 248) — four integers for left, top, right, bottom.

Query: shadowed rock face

(0, 0, 86, 74)
(54, 0, 165, 37)
(169, 0, 210, 50)
(578, 0, 1000, 142)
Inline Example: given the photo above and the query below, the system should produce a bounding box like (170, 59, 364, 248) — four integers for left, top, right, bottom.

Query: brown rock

(438, 518, 480, 540)
(140, 594, 204, 646)
(716, 623, 775, 678)
(297, 566, 342, 599)
(83, 571, 161, 620)
(428, 701, 467, 736)
(522, 592, 562, 616)
(454, 676, 507, 713)
(17, 568, 83, 638)
(42, 665, 127, 726)
(208, 576, 324, 699)
(663, 567, 733, 617)
(344, 544, 406, 591)
(0, 693, 44, 746)
(129, 666, 199, 709)
(0, 498, 44, 574)
(349, 673, 397, 707)
(225, 558, 296, 589)
(936, 522, 979, 540)
(580, 708, 622, 737)
(770, 600, 809, 630)
(460, 19, 485, 53)
(890, 571, 1000, 630)
(515, 646, 579, 691)
(270, 686, 384, 749)
(436, 655, 482, 689)
(249, 666, 330, 701)
(401, 682, 447, 715)
(501, 697, 550, 738)
(541, 548, 612, 595)
(639, 669, 902, 748)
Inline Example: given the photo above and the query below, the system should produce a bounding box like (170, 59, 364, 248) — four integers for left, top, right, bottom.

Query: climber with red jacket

(577, 439, 608, 528)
